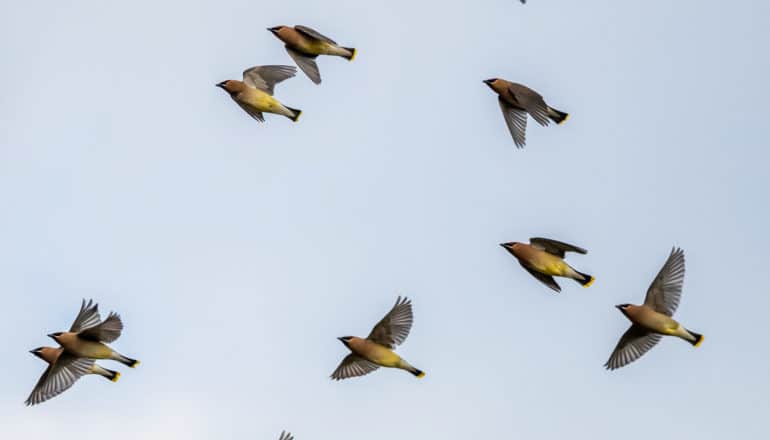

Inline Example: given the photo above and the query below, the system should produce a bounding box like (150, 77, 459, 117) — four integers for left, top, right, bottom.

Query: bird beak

(47, 333, 55, 339)
(483, 79, 493, 85)
(215, 81, 226, 89)
(337, 337, 344, 342)
(29, 349, 36, 354)
(267, 27, 279, 34)
(614, 305, 623, 310)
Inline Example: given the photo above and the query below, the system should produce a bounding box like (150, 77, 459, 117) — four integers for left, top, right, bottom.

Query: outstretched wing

(644, 247, 686, 316)
(330, 354, 380, 380)
(521, 264, 562, 293)
(286, 47, 322, 85)
(25, 353, 94, 406)
(295, 25, 337, 44)
(242, 65, 297, 95)
(529, 237, 587, 258)
(79, 311, 123, 343)
(498, 97, 528, 148)
(604, 325, 662, 370)
(366, 296, 414, 348)
(508, 83, 550, 126)
(69, 299, 101, 333)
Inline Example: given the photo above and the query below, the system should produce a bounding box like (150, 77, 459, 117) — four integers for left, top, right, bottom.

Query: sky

(1, 0, 769, 439)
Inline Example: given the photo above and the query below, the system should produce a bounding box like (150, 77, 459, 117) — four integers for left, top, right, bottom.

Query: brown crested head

(483, 78, 499, 90)
(267, 25, 286, 37)
(216, 80, 243, 95)
(500, 242, 521, 255)
(615, 304, 637, 318)
(337, 336, 354, 348)
(30, 346, 59, 363)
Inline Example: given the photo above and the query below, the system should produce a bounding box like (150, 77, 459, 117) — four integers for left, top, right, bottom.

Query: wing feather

(366, 296, 414, 348)
(643, 247, 686, 316)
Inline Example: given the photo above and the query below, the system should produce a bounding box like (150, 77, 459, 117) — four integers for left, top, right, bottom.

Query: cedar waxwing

(501, 237, 594, 293)
(48, 299, 139, 368)
(483, 78, 568, 148)
(25, 346, 119, 406)
(605, 247, 704, 370)
(216, 65, 301, 122)
(331, 296, 425, 380)
(268, 25, 356, 84)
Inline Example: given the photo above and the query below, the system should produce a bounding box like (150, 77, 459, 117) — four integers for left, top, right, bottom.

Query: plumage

(501, 238, 594, 293)
(49, 299, 140, 368)
(484, 78, 568, 148)
(331, 297, 424, 380)
(268, 25, 356, 84)
(605, 248, 704, 370)
(25, 347, 119, 406)
(217, 65, 301, 123)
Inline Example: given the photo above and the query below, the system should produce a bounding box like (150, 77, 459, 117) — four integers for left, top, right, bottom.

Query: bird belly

(68, 340, 113, 359)
(635, 312, 679, 335)
(356, 344, 401, 367)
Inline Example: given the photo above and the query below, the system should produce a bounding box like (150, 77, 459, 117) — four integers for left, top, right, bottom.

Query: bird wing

(498, 97, 528, 148)
(521, 264, 561, 293)
(330, 354, 380, 380)
(69, 299, 102, 333)
(286, 47, 322, 85)
(366, 296, 414, 348)
(529, 237, 588, 258)
(25, 353, 94, 406)
(604, 324, 662, 370)
(278, 431, 294, 440)
(294, 25, 337, 44)
(78, 311, 123, 343)
(643, 247, 685, 316)
(242, 65, 297, 95)
(234, 99, 265, 122)
(508, 83, 550, 126)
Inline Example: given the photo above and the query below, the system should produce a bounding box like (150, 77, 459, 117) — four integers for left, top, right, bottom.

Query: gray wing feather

(294, 25, 337, 44)
(529, 237, 588, 258)
(498, 98, 528, 148)
(25, 354, 94, 406)
(286, 47, 322, 85)
(605, 325, 662, 370)
(278, 432, 294, 440)
(69, 299, 101, 333)
(509, 83, 550, 126)
(330, 354, 380, 380)
(522, 264, 561, 293)
(242, 65, 297, 95)
(366, 296, 414, 348)
(644, 247, 685, 316)
(235, 100, 265, 122)
(79, 311, 123, 343)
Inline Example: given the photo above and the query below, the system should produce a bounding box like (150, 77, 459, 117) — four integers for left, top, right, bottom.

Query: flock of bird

(24, 13, 706, 440)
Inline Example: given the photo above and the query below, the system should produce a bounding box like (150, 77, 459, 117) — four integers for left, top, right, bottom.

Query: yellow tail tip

(583, 276, 595, 288)
(294, 111, 302, 122)
(558, 113, 570, 125)
(131, 360, 141, 368)
(111, 372, 121, 382)
(695, 336, 704, 347)
(349, 48, 357, 62)
(416, 372, 426, 378)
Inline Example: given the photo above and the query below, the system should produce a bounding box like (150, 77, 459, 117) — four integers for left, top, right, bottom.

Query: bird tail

(410, 367, 426, 378)
(115, 353, 140, 368)
(547, 106, 569, 124)
(343, 47, 357, 61)
(286, 106, 302, 122)
(574, 270, 595, 288)
(92, 364, 121, 382)
(686, 329, 704, 347)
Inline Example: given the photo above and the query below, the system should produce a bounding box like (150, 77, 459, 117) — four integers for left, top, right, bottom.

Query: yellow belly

(356, 342, 402, 367)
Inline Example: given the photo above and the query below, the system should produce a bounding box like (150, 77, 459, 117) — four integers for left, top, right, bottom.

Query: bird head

(483, 78, 498, 89)
(337, 336, 353, 347)
(615, 304, 633, 317)
(216, 80, 237, 94)
(47, 332, 63, 342)
(499, 242, 520, 255)
(29, 347, 45, 359)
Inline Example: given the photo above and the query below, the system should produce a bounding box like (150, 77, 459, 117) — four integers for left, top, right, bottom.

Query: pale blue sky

(1, 1, 769, 439)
